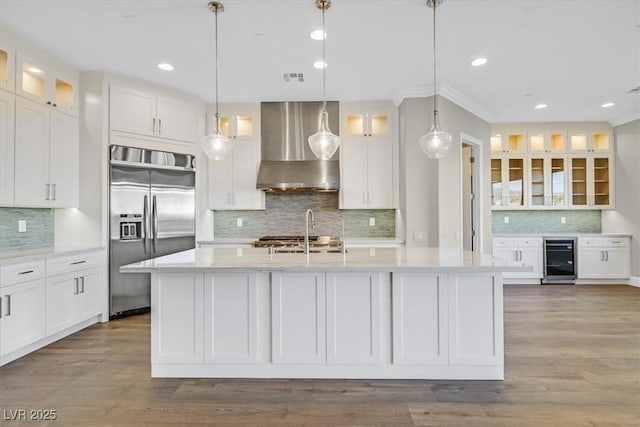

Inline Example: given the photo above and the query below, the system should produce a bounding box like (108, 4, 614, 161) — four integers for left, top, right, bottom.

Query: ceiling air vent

(282, 73, 304, 83)
(626, 86, 640, 94)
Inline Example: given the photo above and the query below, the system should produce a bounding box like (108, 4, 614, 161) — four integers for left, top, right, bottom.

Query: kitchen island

(121, 247, 527, 380)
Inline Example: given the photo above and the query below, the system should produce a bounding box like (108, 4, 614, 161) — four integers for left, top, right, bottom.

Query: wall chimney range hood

(257, 101, 340, 191)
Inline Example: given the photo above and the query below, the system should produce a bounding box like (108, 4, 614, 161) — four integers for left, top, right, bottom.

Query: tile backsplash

(492, 210, 601, 234)
(0, 208, 54, 253)
(213, 192, 396, 238)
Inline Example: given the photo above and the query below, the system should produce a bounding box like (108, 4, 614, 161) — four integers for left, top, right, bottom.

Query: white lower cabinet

(392, 273, 448, 365)
(448, 274, 503, 366)
(152, 272, 204, 364)
(46, 269, 100, 336)
(492, 237, 543, 279)
(578, 237, 630, 279)
(204, 272, 258, 363)
(0, 278, 46, 358)
(326, 273, 381, 364)
(271, 272, 326, 364)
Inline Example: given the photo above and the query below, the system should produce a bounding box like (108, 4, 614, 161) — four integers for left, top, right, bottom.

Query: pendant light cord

(322, 6, 327, 111)
(432, 1, 438, 127)
(214, 7, 220, 134)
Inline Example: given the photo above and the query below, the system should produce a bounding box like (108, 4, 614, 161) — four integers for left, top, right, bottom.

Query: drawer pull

(70, 260, 87, 265)
(18, 270, 34, 275)
(5, 295, 10, 317)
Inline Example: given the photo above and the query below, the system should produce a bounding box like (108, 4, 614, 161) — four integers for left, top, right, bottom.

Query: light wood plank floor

(1, 285, 638, 426)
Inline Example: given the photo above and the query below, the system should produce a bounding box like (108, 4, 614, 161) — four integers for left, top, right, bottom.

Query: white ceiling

(1, 0, 639, 125)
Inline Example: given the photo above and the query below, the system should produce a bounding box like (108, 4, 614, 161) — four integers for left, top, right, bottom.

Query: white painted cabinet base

(151, 271, 504, 380)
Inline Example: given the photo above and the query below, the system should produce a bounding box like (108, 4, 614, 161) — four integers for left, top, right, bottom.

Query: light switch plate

(504, 216, 509, 224)
(561, 217, 566, 224)
(18, 220, 26, 233)
(236, 218, 243, 227)
(369, 217, 375, 226)
(414, 231, 427, 242)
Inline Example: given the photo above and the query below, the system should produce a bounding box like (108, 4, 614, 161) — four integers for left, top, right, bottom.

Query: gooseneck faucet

(304, 209, 316, 254)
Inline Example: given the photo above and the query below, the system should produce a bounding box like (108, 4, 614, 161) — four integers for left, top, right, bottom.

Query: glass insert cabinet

(527, 156, 567, 208)
(491, 157, 525, 208)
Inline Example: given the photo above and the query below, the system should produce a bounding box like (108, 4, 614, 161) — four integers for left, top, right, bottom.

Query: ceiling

(1, 0, 638, 125)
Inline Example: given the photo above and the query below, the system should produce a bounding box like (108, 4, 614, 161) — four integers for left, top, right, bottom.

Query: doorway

(462, 142, 480, 252)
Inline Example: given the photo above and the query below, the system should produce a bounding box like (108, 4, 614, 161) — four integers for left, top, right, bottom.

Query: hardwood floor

(1, 285, 638, 426)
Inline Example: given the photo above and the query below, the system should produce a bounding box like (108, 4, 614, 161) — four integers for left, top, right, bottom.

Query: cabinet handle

(18, 270, 34, 275)
(81, 276, 85, 294)
(5, 295, 10, 317)
(152, 118, 156, 133)
(74, 277, 79, 295)
(0, 296, 3, 319)
(52, 183, 57, 201)
(605, 250, 609, 262)
(70, 260, 86, 265)
(158, 118, 162, 134)
(45, 183, 50, 200)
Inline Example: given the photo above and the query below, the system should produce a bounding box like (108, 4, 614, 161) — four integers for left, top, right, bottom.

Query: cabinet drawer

(493, 238, 518, 248)
(46, 252, 101, 277)
(517, 238, 542, 248)
(1, 260, 46, 287)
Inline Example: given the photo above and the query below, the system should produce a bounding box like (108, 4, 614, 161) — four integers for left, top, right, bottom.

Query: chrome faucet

(304, 209, 316, 254)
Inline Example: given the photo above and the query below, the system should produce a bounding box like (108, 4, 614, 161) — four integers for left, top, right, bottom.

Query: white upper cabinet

(490, 133, 526, 155)
(208, 103, 264, 210)
(110, 85, 199, 143)
(0, 91, 15, 205)
(568, 132, 612, 154)
(569, 154, 614, 209)
(0, 39, 16, 92)
(16, 51, 78, 117)
(14, 97, 78, 208)
(490, 156, 526, 209)
(340, 101, 396, 209)
(526, 132, 567, 154)
(527, 155, 568, 209)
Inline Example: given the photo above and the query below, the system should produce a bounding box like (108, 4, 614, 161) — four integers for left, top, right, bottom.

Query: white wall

(398, 97, 491, 252)
(602, 119, 640, 277)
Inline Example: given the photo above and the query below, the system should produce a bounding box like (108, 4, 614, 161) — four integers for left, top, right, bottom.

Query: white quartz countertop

(493, 233, 631, 238)
(198, 237, 405, 246)
(121, 247, 530, 274)
(0, 246, 106, 266)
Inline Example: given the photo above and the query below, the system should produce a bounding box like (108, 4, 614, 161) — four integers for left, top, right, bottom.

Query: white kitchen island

(121, 247, 527, 380)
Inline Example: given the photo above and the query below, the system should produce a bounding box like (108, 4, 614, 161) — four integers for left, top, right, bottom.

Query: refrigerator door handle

(143, 195, 149, 254)
(152, 195, 158, 253)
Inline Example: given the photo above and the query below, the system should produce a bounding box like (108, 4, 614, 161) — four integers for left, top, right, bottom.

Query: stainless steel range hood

(257, 101, 339, 191)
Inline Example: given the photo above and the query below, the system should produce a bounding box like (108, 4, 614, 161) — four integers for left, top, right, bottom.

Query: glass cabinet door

(529, 157, 545, 206)
(346, 113, 388, 138)
(550, 158, 566, 206)
(491, 158, 503, 206)
(0, 45, 15, 91)
(507, 158, 524, 206)
(571, 157, 588, 206)
(592, 157, 610, 206)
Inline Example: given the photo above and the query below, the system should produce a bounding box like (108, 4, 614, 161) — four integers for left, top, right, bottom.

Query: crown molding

(609, 111, 640, 128)
(393, 82, 496, 124)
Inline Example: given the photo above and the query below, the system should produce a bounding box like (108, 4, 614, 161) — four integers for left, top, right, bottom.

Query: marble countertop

(121, 247, 530, 274)
(0, 246, 106, 266)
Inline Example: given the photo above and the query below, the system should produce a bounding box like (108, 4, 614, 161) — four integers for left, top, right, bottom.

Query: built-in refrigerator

(109, 146, 195, 318)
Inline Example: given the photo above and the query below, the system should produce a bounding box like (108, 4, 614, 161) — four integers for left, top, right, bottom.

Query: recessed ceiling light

(534, 103, 548, 110)
(470, 57, 487, 67)
(158, 63, 174, 71)
(313, 60, 327, 69)
(601, 102, 615, 108)
(310, 30, 327, 40)
(27, 66, 42, 74)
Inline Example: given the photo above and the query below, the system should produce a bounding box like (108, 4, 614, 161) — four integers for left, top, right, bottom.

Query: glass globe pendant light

(418, 0, 452, 159)
(308, 0, 340, 160)
(202, 1, 232, 161)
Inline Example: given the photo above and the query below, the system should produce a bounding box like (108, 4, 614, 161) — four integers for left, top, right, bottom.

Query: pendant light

(418, 0, 452, 159)
(202, 1, 232, 161)
(308, 0, 340, 160)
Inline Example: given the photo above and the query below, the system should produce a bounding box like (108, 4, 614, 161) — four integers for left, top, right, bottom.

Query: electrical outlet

(236, 218, 243, 227)
(369, 217, 375, 226)
(560, 216, 566, 224)
(236, 248, 243, 257)
(18, 220, 27, 233)
(369, 248, 376, 256)
(414, 231, 427, 242)
(504, 216, 509, 224)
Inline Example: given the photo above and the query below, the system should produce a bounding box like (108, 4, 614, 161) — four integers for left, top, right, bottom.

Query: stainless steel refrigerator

(109, 146, 195, 318)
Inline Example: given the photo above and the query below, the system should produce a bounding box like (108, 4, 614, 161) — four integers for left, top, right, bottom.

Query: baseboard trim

(629, 276, 640, 288)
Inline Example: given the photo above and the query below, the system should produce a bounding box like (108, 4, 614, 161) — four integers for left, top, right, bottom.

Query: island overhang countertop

(120, 247, 530, 274)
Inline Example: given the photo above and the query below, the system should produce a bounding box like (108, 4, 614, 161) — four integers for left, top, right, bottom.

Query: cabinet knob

(46, 101, 52, 105)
